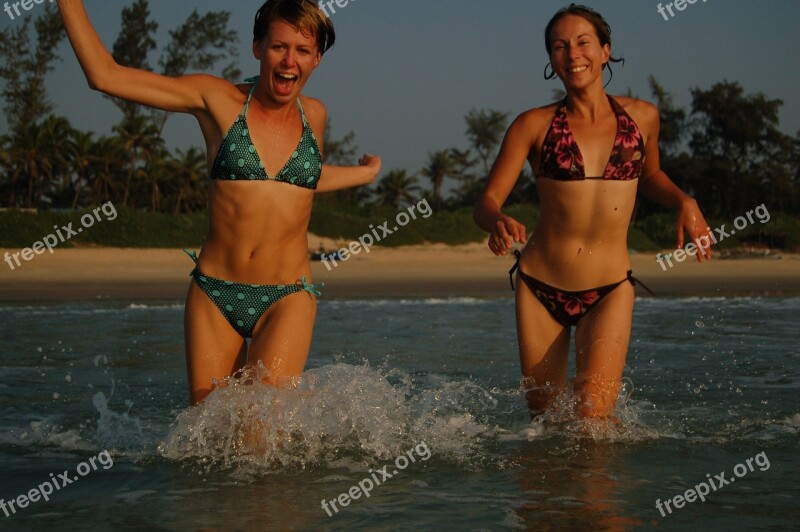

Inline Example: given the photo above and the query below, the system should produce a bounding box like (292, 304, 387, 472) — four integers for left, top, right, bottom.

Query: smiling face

(548, 14, 610, 92)
(253, 19, 321, 104)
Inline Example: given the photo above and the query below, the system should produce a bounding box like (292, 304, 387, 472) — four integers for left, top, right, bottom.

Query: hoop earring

(543, 62, 557, 80)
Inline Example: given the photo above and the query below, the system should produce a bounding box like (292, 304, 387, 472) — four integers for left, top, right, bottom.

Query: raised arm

(57, 0, 220, 114)
(637, 102, 713, 261)
(473, 113, 534, 256)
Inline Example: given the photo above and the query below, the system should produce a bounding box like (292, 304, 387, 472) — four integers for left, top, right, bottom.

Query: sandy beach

(1, 235, 798, 301)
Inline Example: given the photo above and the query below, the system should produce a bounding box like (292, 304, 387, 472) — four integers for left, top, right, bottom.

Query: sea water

(0, 297, 798, 530)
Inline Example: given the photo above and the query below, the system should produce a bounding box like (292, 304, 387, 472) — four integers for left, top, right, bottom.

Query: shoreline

(1, 243, 799, 302)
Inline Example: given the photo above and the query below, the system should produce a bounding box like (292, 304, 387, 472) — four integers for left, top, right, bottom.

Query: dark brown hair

(253, 0, 335, 55)
(544, 3, 624, 84)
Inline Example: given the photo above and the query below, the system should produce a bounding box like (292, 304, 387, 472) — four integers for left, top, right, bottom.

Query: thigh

(184, 282, 247, 405)
(515, 275, 571, 395)
(573, 281, 635, 417)
(248, 290, 318, 386)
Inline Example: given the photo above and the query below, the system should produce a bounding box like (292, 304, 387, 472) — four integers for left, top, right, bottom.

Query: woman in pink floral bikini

(474, 4, 713, 419)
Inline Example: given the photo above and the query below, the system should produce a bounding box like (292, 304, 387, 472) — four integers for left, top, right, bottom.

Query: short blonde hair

(253, 0, 336, 55)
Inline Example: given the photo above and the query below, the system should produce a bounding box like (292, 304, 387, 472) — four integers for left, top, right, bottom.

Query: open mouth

(274, 72, 298, 96)
(569, 65, 589, 74)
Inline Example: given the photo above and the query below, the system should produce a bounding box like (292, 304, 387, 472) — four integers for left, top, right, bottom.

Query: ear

(253, 39, 263, 61)
(602, 43, 611, 64)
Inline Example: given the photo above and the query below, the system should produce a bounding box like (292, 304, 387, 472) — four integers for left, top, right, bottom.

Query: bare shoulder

(510, 102, 559, 137)
(299, 95, 327, 121)
(614, 96, 659, 125)
(517, 101, 559, 127)
(506, 102, 559, 152)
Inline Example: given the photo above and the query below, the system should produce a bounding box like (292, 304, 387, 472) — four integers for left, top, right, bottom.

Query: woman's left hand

(676, 197, 713, 262)
(359, 153, 382, 180)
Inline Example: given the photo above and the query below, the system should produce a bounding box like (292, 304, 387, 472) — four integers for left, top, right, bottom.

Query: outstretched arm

(639, 102, 713, 261)
(57, 0, 221, 114)
(473, 114, 532, 256)
(299, 97, 382, 193)
(316, 156, 382, 193)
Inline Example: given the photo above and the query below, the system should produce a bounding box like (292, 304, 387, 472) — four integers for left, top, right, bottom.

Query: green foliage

(309, 203, 485, 247)
(1, 207, 798, 251)
(0, 207, 208, 248)
(0, 4, 65, 136)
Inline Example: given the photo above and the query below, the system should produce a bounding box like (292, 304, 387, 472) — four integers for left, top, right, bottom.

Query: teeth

(276, 73, 298, 80)
(570, 66, 588, 73)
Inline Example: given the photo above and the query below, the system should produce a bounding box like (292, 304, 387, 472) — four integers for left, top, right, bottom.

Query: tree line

(1, 2, 797, 222)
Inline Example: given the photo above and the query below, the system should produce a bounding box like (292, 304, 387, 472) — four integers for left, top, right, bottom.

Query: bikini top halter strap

(242, 76, 260, 116)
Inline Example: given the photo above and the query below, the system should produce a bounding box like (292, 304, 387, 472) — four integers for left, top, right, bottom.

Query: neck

(564, 86, 611, 122)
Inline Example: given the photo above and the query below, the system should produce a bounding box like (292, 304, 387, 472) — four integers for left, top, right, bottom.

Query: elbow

(85, 60, 119, 94)
(86, 76, 103, 92)
(86, 70, 111, 93)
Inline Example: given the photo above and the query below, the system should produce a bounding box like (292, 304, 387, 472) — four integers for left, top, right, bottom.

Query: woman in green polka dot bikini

(58, 0, 381, 404)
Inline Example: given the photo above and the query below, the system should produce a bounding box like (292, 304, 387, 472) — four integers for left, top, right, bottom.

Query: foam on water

(155, 362, 669, 476)
(158, 362, 500, 473)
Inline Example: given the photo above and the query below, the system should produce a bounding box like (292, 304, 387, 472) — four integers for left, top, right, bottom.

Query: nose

(568, 42, 582, 61)
(281, 48, 297, 67)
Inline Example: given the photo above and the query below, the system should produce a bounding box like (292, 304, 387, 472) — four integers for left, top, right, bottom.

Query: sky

(2, 0, 799, 181)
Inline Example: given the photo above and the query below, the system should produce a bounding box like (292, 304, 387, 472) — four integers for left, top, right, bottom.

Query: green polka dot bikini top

(210, 76, 322, 189)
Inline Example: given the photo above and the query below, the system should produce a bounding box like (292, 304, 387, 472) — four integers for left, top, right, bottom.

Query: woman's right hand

(488, 213, 527, 256)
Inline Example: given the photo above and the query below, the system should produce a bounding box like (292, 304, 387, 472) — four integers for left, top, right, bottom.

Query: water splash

(158, 362, 505, 474)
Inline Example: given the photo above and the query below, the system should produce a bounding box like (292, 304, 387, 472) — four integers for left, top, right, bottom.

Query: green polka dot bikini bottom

(184, 249, 323, 338)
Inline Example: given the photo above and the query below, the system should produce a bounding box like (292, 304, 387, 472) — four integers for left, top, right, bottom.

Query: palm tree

(88, 136, 126, 206)
(465, 108, 509, 177)
(420, 150, 454, 207)
(112, 114, 164, 208)
(374, 169, 420, 209)
(0, 137, 11, 206)
(67, 130, 96, 209)
(6, 120, 55, 208)
(164, 147, 207, 213)
(448, 148, 479, 208)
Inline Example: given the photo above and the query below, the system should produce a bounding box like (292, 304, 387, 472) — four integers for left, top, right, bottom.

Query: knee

(573, 373, 621, 418)
(190, 386, 213, 406)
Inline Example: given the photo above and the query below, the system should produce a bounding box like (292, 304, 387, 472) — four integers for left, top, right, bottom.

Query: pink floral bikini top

(538, 95, 645, 181)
